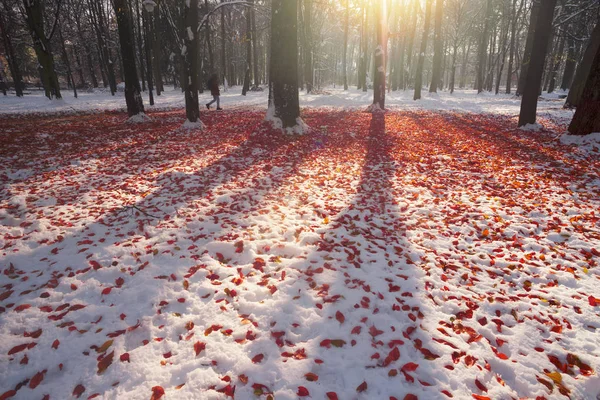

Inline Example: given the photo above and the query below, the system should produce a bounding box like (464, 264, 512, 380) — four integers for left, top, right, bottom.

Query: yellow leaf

(546, 371, 562, 384)
(96, 339, 114, 353)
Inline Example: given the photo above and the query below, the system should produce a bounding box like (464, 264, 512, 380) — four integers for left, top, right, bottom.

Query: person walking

(206, 73, 222, 110)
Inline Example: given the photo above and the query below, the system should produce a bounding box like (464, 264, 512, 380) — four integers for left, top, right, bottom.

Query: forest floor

(1, 108, 599, 400)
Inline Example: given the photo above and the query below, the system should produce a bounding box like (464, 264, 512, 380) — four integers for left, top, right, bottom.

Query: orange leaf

(335, 311, 345, 324)
(305, 372, 319, 382)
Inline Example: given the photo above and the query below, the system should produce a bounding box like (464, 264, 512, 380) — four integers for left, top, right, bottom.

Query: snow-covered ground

(1, 93, 599, 400)
(0, 86, 575, 125)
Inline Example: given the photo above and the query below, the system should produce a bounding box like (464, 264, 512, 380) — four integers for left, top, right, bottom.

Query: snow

(519, 123, 542, 132)
(126, 113, 152, 124)
(1, 89, 598, 400)
(181, 118, 206, 130)
(0, 87, 575, 124)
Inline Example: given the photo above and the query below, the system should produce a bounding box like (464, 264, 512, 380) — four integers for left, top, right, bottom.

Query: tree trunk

(23, 0, 62, 99)
(518, 0, 557, 127)
(242, 3, 252, 95)
(429, 0, 443, 93)
(560, 36, 576, 91)
(220, 0, 227, 86)
(0, 6, 24, 96)
(449, 45, 458, 94)
(516, 0, 540, 96)
(184, 0, 200, 123)
(372, 0, 385, 109)
(568, 39, 600, 135)
(506, 0, 521, 94)
(89, 0, 117, 95)
(358, 2, 368, 91)
(565, 23, 600, 108)
(143, 9, 155, 105)
(547, 35, 565, 94)
(405, 0, 419, 88)
(133, 0, 146, 91)
(59, 27, 78, 98)
(414, 0, 432, 100)
(476, 0, 493, 93)
(113, 0, 145, 117)
(303, 0, 313, 93)
(269, 0, 300, 131)
(251, 0, 259, 87)
(343, 0, 349, 90)
(152, 9, 163, 95)
(204, 0, 214, 73)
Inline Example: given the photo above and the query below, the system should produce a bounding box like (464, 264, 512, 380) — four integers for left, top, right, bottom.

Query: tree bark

(518, 0, 557, 127)
(560, 36, 576, 91)
(303, 0, 313, 93)
(372, 0, 385, 109)
(405, 0, 419, 88)
(59, 27, 77, 98)
(429, 0, 443, 93)
(568, 39, 600, 135)
(547, 35, 565, 94)
(152, 8, 163, 95)
(343, 0, 349, 90)
(565, 23, 600, 108)
(242, 2, 252, 95)
(516, 0, 540, 96)
(269, 0, 300, 130)
(220, 0, 227, 85)
(143, 9, 155, 105)
(414, 0, 432, 100)
(0, 5, 24, 96)
(23, 0, 62, 99)
(251, 0, 259, 87)
(476, 0, 493, 93)
(113, 0, 145, 117)
(184, 0, 201, 123)
(506, 0, 522, 94)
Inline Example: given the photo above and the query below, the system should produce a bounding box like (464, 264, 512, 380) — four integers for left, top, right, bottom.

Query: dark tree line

(1, 0, 600, 134)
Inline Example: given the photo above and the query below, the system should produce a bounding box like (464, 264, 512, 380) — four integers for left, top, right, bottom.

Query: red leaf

(101, 287, 112, 296)
(326, 392, 339, 400)
(8, 343, 30, 355)
(97, 351, 114, 374)
(194, 341, 206, 356)
(14, 304, 31, 312)
(589, 296, 598, 306)
(475, 379, 488, 392)
(404, 395, 418, 400)
(472, 395, 491, 400)
(356, 381, 368, 392)
(52, 339, 60, 349)
(251, 353, 264, 364)
(335, 311, 345, 324)
(401, 362, 419, 372)
(297, 386, 309, 396)
(29, 370, 45, 389)
(73, 384, 86, 398)
(120, 353, 130, 363)
(90, 261, 102, 270)
(150, 386, 165, 400)
(351, 326, 362, 335)
(0, 390, 17, 400)
(383, 347, 401, 367)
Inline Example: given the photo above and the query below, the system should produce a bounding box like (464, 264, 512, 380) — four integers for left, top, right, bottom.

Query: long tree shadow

(0, 110, 356, 399)
(216, 112, 456, 399)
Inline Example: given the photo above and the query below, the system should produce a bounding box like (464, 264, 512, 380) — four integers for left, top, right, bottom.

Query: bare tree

(268, 0, 301, 131)
(414, 0, 432, 100)
(518, 0, 557, 127)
